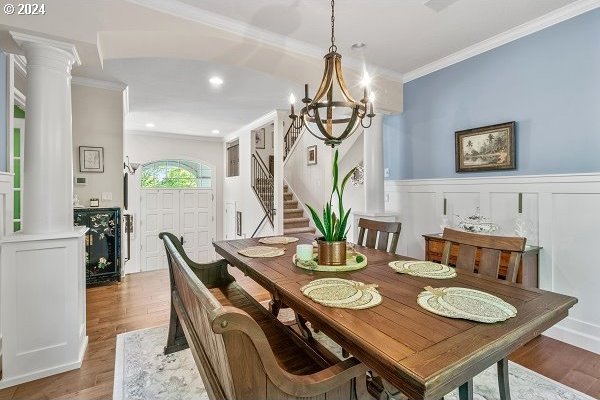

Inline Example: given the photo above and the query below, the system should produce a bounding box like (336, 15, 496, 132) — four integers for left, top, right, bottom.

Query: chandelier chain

(329, 0, 337, 52)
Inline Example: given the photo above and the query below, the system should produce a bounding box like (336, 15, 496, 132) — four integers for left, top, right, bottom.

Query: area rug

(114, 325, 595, 400)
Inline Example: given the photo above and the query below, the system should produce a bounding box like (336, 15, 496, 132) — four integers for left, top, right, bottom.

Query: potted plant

(306, 150, 357, 266)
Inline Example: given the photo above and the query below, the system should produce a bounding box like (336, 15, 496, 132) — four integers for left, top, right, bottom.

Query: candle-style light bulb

(361, 71, 371, 87)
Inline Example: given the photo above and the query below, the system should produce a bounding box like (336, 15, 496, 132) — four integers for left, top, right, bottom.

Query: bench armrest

(212, 307, 369, 398)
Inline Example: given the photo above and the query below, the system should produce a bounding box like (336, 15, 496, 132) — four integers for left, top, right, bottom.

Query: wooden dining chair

(441, 227, 526, 283)
(440, 227, 527, 400)
(356, 218, 402, 253)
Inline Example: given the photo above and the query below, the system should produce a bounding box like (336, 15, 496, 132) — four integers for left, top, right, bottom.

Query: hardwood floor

(0, 269, 598, 399)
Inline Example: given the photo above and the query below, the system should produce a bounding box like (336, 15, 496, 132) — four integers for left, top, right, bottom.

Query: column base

(0, 227, 88, 388)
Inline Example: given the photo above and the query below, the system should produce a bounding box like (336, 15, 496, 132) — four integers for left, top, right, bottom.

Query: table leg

(458, 380, 473, 400)
(497, 357, 511, 400)
(295, 313, 313, 340)
(269, 297, 282, 317)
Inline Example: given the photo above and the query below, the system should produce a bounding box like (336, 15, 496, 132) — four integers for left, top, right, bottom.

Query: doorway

(138, 160, 215, 271)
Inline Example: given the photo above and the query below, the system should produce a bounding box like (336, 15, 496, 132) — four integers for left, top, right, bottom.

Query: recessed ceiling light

(211, 129, 220, 134)
(209, 76, 224, 86)
(145, 122, 155, 128)
(351, 42, 367, 50)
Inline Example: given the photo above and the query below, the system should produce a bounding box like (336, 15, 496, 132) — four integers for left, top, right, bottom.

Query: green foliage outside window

(140, 160, 212, 189)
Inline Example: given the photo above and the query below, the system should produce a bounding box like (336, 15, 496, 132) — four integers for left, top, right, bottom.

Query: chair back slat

(441, 228, 526, 283)
(377, 231, 390, 251)
(365, 229, 378, 248)
(456, 244, 477, 272)
(478, 248, 502, 278)
(357, 218, 402, 253)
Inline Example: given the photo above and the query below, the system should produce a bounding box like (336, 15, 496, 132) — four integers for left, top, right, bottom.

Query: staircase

(283, 184, 315, 235)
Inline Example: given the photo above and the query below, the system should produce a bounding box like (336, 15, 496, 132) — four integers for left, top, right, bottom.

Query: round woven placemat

(238, 246, 285, 258)
(258, 236, 299, 245)
(301, 278, 382, 310)
(389, 260, 456, 279)
(417, 286, 517, 323)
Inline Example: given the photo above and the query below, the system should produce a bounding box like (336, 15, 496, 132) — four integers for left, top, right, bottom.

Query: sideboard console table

(74, 207, 122, 285)
(422, 233, 540, 288)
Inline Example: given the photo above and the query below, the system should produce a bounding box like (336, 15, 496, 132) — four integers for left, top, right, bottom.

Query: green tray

(293, 252, 367, 272)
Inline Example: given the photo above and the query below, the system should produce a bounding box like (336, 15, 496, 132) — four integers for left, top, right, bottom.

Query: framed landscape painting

(455, 122, 516, 172)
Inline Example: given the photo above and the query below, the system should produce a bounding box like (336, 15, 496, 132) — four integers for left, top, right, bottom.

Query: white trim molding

(126, 130, 224, 143)
(9, 31, 81, 66)
(384, 172, 600, 355)
(72, 76, 127, 92)
(403, 0, 600, 82)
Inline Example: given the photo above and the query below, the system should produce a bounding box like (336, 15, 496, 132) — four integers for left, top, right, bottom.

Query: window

(141, 160, 212, 189)
(226, 139, 239, 177)
(13, 105, 25, 232)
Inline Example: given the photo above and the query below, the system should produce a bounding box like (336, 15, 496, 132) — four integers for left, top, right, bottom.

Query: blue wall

(384, 9, 600, 180)
(0, 51, 6, 172)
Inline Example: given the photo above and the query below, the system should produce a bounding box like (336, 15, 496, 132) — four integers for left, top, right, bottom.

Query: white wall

(384, 173, 600, 355)
(223, 111, 286, 239)
(252, 122, 274, 172)
(123, 131, 224, 274)
(72, 84, 124, 208)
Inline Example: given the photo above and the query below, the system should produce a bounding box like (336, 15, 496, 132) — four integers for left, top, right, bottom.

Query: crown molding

(403, 0, 600, 82)
(124, 0, 404, 83)
(72, 76, 127, 91)
(126, 130, 224, 142)
(9, 31, 81, 66)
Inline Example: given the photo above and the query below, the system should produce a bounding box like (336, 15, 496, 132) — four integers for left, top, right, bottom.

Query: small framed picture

(236, 211, 242, 236)
(254, 128, 265, 149)
(307, 145, 317, 165)
(455, 122, 516, 173)
(79, 146, 104, 173)
(90, 198, 100, 207)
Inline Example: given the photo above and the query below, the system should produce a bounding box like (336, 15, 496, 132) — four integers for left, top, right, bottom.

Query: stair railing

(284, 121, 303, 161)
(251, 154, 274, 228)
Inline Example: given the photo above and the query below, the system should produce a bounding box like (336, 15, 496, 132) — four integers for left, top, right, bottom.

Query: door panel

(140, 190, 180, 271)
(140, 189, 215, 271)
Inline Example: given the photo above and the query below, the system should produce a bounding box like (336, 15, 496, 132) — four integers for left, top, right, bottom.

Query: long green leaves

(306, 149, 357, 242)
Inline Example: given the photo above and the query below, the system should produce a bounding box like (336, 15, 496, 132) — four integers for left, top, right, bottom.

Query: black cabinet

(74, 207, 121, 285)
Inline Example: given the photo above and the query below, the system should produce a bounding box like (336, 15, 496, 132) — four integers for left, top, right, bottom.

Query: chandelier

(288, 0, 375, 147)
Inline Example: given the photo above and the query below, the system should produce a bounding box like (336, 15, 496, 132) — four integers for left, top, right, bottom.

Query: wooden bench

(160, 232, 371, 400)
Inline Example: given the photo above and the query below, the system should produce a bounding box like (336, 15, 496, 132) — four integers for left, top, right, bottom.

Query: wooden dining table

(213, 233, 577, 400)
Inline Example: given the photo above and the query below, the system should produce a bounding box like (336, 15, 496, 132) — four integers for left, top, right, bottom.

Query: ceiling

(0, 0, 590, 138)
(104, 58, 295, 136)
(177, 0, 577, 74)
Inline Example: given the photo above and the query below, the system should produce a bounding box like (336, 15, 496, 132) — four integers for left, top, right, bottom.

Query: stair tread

(284, 226, 316, 235)
(284, 209, 304, 215)
(284, 200, 298, 204)
(283, 217, 309, 223)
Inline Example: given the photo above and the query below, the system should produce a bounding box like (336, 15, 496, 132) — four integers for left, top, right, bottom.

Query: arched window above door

(141, 160, 212, 189)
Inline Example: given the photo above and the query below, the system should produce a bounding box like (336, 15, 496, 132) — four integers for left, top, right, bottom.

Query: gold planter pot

(317, 238, 347, 266)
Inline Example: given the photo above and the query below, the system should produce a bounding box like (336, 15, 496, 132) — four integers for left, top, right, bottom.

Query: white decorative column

(364, 114, 385, 213)
(352, 114, 400, 243)
(15, 32, 79, 233)
(0, 32, 87, 389)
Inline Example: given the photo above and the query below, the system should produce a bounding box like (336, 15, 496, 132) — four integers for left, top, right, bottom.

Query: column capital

(10, 31, 81, 66)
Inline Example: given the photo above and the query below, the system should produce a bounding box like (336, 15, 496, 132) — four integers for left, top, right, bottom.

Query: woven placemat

(417, 286, 517, 323)
(301, 278, 382, 310)
(258, 236, 299, 245)
(238, 246, 285, 258)
(389, 260, 456, 279)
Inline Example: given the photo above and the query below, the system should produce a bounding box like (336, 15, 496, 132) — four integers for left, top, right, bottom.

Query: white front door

(140, 190, 180, 271)
(180, 189, 214, 263)
(140, 188, 215, 271)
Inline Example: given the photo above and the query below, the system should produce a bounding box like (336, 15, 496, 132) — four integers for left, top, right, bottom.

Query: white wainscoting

(384, 173, 600, 355)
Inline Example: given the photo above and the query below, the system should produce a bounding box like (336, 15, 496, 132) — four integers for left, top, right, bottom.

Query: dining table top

(213, 233, 577, 400)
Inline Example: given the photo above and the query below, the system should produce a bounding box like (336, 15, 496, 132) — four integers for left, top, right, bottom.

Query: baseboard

(544, 318, 600, 355)
(0, 336, 88, 389)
